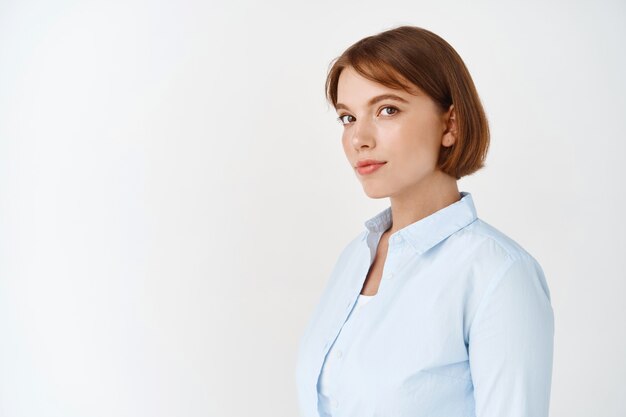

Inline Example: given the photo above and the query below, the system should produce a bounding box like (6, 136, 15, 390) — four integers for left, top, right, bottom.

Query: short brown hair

(325, 25, 490, 180)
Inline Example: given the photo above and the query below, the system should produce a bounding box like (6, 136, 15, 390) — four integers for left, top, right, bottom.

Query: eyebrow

(335, 93, 410, 111)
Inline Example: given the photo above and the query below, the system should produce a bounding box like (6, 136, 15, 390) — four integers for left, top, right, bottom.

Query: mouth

(356, 161, 386, 175)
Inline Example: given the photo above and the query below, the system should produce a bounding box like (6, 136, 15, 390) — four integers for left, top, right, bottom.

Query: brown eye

(380, 106, 399, 116)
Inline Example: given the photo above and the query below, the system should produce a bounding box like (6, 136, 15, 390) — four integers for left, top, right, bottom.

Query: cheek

(386, 125, 440, 169)
(388, 124, 432, 152)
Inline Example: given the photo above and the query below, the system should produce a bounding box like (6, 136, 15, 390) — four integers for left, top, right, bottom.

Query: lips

(355, 161, 386, 175)
(356, 159, 386, 168)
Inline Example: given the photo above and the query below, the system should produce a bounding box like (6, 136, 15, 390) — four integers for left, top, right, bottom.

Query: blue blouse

(295, 191, 554, 417)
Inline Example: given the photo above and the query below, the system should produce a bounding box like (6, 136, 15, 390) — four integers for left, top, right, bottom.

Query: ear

(442, 104, 457, 148)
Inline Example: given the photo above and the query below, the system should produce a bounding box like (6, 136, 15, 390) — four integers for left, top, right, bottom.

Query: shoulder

(456, 217, 551, 303)
(445, 217, 550, 300)
(448, 219, 554, 342)
(454, 217, 541, 265)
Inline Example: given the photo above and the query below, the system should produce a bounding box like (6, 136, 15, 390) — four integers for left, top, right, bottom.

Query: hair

(325, 25, 490, 180)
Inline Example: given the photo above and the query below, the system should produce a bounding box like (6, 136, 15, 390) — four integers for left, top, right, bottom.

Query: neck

(386, 170, 460, 236)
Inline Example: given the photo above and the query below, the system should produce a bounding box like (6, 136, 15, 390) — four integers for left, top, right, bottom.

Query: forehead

(336, 66, 419, 107)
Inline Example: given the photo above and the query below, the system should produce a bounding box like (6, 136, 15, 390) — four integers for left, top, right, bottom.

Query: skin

(335, 66, 460, 295)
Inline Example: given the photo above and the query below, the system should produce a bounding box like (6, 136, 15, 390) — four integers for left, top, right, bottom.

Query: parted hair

(325, 25, 490, 180)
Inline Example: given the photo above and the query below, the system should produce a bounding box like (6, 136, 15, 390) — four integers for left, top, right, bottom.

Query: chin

(362, 186, 390, 199)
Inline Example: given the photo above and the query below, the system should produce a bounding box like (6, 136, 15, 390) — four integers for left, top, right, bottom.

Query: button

(331, 398, 339, 408)
(387, 272, 394, 279)
(336, 350, 343, 358)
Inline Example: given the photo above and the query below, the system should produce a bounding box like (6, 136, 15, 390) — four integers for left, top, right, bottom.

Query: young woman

(295, 25, 555, 417)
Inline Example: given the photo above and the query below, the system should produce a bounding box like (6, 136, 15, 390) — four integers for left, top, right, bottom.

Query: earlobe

(442, 133, 455, 147)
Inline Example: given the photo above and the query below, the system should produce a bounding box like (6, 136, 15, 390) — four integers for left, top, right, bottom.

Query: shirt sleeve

(468, 255, 555, 417)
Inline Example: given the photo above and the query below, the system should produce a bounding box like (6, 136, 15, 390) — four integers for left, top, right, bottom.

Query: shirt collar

(362, 191, 478, 254)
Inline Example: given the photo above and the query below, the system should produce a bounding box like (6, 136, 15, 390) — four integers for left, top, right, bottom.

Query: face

(335, 66, 456, 199)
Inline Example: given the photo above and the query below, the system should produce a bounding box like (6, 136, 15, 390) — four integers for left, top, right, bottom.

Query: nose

(349, 118, 376, 150)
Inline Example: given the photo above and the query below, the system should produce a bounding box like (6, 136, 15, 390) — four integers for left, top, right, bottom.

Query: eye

(336, 114, 355, 125)
(336, 106, 399, 126)
(380, 106, 399, 116)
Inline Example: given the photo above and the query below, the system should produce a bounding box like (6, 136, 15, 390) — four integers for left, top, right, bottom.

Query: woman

(295, 25, 554, 417)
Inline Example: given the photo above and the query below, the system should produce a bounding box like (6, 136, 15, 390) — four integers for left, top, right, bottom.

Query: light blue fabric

(295, 191, 554, 417)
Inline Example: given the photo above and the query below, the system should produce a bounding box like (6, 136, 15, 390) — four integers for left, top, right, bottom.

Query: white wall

(0, 0, 624, 416)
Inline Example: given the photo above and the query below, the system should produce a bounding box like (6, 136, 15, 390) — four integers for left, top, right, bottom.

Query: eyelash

(336, 106, 400, 126)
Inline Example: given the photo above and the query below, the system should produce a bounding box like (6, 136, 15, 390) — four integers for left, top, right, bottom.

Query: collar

(362, 191, 478, 254)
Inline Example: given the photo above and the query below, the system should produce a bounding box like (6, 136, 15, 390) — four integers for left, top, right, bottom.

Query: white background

(1, 0, 624, 416)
